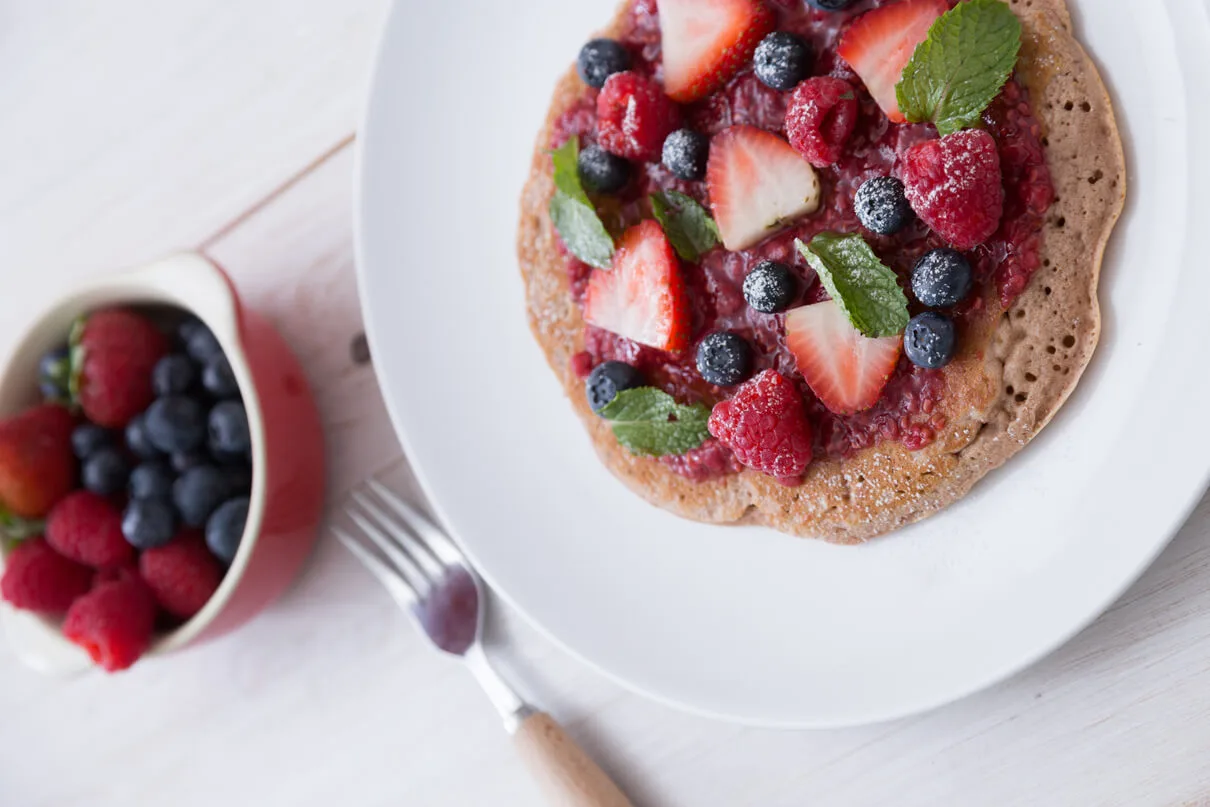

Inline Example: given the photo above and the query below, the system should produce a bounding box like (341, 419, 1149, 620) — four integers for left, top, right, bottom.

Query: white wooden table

(2, 3, 1209, 805)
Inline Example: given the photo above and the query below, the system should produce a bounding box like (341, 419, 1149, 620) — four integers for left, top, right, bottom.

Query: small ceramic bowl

(0, 253, 326, 673)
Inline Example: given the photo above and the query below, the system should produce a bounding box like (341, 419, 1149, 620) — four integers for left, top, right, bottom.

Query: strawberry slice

(706, 125, 821, 252)
(659, 0, 775, 104)
(837, 0, 948, 123)
(785, 300, 903, 415)
(583, 221, 690, 353)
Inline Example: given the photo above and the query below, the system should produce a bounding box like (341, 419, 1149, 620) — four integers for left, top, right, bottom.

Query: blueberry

(71, 423, 114, 459)
(225, 466, 253, 495)
(129, 460, 175, 500)
(145, 396, 207, 453)
(206, 497, 249, 564)
(177, 315, 205, 345)
(577, 38, 631, 89)
(208, 401, 251, 456)
(577, 145, 632, 195)
(586, 361, 643, 414)
(201, 354, 240, 400)
(904, 312, 957, 369)
(152, 354, 196, 397)
(173, 465, 231, 528)
(807, 0, 858, 9)
(40, 380, 66, 402)
(661, 129, 710, 182)
(38, 345, 70, 399)
(854, 176, 913, 236)
(170, 450, 208, 474)
(696, 332, 753, 387)
(82, 448, 130, 497)
(754, 32, 813, 91)
(122, 498, 177, 550)
(743, 261, 798, 313)
(184, 325, 222, 364)
(911, 248, 973, 308)
(125, 415, 162, 460)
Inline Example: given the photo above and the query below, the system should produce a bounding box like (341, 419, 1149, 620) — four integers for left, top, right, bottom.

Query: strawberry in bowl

(0, 254, 325, 673)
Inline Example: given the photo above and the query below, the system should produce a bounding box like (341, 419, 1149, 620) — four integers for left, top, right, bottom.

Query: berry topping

(912, 248, 973, 308)
(151, 354, 196, 397)
(71, 309, 170, 429)
(63, 575, 157, 672)
(71, 423, 114, 459)
(129, 460, 175, 500)
(121, 497, 178, 551)
(596, 72, 681, 162)
(47, 491, 133, 569)
(173, 465, 230, 528)
(183, 324, 222, 364)
(0, 404, 77, 519)
(208, 401, 251, 458)
(662, 129, 710, 181)
(696, 332, 754, 387)
(658, 0, 775, 104)
(785, 77, 859, 168)
(583, 220, 691, 352)
(206, 497, 249, 564)
(139, 532, 223, 620)
(170, 450, 207, 474)
(707, 370, 813, 483)
(706, 125, 821, 251)
(38, 346, 70, 403)
(901, 129, 1005, 249)
(854, 176, 913, 236)
(577, 38, 632, 89)
(144, 395, 207, 454)
(81, 447, 130, 497)
(785, 299, 903, 415)
(1, 538, 93, 614)
(586, 361, 643, 414)
(743, 261, 798, 313)
(837, 0, 948, 122)
(753, 31, 812, 91)
(201, 353, 241, 400)
(904, 312, 957, 369)
(124, 414, 161, 460)
(577, 144, 632, 194)
(807, 0, 858, 8)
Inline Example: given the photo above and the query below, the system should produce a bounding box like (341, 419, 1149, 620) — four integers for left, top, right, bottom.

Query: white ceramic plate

(356, 0, 1210, 727)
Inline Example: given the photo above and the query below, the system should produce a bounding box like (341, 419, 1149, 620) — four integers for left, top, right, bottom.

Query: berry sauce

(552, 0, 1054, 479)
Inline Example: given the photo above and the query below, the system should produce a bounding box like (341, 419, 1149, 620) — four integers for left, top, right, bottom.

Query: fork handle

(513, 712, 634, 807)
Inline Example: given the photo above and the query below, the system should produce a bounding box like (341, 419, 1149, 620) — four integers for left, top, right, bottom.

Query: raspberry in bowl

(0, 253, 325, 673)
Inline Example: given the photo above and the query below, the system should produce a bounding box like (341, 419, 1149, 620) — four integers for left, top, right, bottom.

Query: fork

(335, 479, 635, 807)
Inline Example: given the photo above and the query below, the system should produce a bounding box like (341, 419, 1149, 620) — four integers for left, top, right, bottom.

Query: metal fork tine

(352, 490, 446, 577)
(347, 508, 433, 596)
(333, 527, 418, 608)
(366, 479, 463, 565)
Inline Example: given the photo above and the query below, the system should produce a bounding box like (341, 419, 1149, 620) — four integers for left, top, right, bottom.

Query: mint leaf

(896, 0, 1022, 136)
(651, 190, 721, 262)
(549, 137, 615, 269)
(599, 387, 711, 457)
(797, 234, 909, 338)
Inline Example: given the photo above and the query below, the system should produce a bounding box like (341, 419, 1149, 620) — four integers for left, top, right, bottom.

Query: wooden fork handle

(513, 712, 635, 807)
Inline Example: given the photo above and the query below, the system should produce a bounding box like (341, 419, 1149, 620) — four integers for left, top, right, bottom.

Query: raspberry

(596, 71, 681, 162)
(63, 576, 157, 672)
(46, 491, 134, 569)
(73, 309, 170, 429)
(0, 538, 93, 614)
(139, 532, 223, 619)
(708, 370, 814, 484)
(785, 77, 859, 167)
(901, 129, 1005, 250)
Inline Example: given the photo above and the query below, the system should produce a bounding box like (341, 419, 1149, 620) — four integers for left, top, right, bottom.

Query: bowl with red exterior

(0, 253, 325, 673)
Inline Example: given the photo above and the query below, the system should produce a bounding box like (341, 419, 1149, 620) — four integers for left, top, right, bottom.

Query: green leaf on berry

(0, 507, 44, 550)
(598, 387, 711, 457)
(650, 190, 721, 262)
(896, 0, 1022, 136)
(797, 234, 909, 338)
(549, 136, 615, 269)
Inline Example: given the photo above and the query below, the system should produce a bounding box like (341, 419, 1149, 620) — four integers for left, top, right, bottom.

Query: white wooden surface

(1, 3, 1209, 805)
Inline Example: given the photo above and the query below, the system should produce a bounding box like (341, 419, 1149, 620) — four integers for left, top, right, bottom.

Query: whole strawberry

(63, 575, 158, 672)
(0, 537, 93, 614)
(0, 403, 76, 519)
(71, 309, 169, 429)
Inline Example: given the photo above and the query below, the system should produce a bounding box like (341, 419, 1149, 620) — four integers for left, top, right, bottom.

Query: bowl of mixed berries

(0, 254, 325, 673)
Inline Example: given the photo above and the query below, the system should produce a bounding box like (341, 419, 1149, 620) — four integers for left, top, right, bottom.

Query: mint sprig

(651, 190, 721, 262)
(599, 387, 711, 457)
(896, 0, 1022, 136)
(549, 137, 615, 269)
(797, 234, 909, 338)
